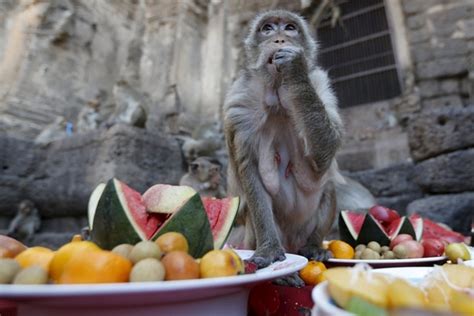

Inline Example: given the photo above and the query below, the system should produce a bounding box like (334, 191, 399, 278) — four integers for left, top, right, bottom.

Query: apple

(395, 240, 424, 259)
(421, 239, 445, 257)
(390, 234, 414, 249)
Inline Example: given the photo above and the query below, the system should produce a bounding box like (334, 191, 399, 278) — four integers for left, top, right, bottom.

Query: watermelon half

(338, 211, 365, 247)
(90, 179, 168, 250)
(201, 196, 240, 249)
(410, 214, 466, 244)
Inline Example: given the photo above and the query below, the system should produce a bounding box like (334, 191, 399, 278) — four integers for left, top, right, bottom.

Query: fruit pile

(323, 263, 474, 316)
(339, 205, 469, 260)
(0, 232, 247, 285)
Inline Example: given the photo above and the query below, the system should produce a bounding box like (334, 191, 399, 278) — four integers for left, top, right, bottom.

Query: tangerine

(49, 240, 100, 282)
(299, 261, 327, 286)
(15, 246, 54, 271)
(161, 251, 199, 280)
(328, 240, 355, 259)
(59, 250, 132, 284)
(155, 232, 189, 254)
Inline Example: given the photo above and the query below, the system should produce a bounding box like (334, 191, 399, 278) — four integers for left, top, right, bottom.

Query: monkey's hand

(272, 47, 306, 76)
(249, 242, 286, 269)
(298, 245, 333, 262)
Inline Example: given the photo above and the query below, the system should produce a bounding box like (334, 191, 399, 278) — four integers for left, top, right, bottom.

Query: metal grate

(316, 0, 402, 108)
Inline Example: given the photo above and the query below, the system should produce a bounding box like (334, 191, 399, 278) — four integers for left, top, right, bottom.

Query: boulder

(407, 192, 474, 235)
(414, 149, 474, 193)
(408, 106, 474, 161)
(347, 162, 422, 197)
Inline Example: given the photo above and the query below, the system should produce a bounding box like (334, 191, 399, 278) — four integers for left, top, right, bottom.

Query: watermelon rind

(151, 193, 214, 258)
(91, 179, 146, 250)
(408, 216, 424, 241)
(356, 214, 391, 246)
(208, 197, 240, 250)
(143, 184, 197, 214)
(338, 210, 363, 247)
(387, 217, 417, 240)
(87, 182, 106, 230)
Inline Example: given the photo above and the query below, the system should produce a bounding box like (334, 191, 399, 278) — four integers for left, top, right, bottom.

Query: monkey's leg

(298, 185, 337, 261)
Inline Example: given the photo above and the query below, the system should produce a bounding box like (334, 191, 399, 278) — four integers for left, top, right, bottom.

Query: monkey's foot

(298, 246, 333, 262)
(272, 272, 305, 288)
(249, 246, 286, 269)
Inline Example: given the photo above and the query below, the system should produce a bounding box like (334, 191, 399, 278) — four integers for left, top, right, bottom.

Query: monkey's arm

(7, 214, 24, 235)
(225, 114, 285, 268)
(275, 49, 343, 176)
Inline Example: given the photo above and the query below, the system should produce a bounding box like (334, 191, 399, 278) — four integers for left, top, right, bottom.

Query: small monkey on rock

(224, 10, 344, 276)
(7, 200, 41, 242)
(179, 157, 226, 198)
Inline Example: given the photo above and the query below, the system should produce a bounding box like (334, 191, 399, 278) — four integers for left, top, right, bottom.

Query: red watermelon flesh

(410, 214, 466, 244)
(201, 196, 240, 249)
(349, 212, 366, 234)
(120, 181, 169, 239)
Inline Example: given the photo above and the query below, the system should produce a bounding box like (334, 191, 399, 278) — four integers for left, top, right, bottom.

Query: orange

(161, 251, 200, 280)
(49, 240, 101, 282)
(59, 250, 132, 284)
(224, 248, 244, 274)
(155, 232, 189, 254)
(299, 261, 327, 286)
(199, 250, 241, 278)
(328, 240, 355, 259)
(15, 246, 55, 271)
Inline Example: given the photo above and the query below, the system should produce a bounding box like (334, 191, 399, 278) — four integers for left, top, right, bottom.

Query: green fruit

(367, 241, 381, 253)
(445, 243, 471, 262)
(382, 251, 395, 260)
(361, 248, 380, 260)
(380, 246, 390, 253)
(355, 244, 366, 252)
(13, 266, 48, 284)
(0, 259, 21, 284)
(129, 241, 162, 264)
(346, 296, 388, 316)
(130, 258, 165, 282)
(111, 244, 134, 260)
(393, 244, 408, 259)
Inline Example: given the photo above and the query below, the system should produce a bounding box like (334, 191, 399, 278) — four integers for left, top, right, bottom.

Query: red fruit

(390, 234, 414, 249)
(369, 206, 400, 226)
(398, 240, 424, 258)
(421, 239, 445, 257)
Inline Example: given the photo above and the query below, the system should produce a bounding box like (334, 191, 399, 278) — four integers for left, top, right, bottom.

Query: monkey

(179, 157, 226, 198)
(7, 200, 41, 242)
(224, 10, 344, 274)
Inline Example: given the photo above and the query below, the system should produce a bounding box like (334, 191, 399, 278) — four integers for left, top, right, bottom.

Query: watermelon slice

(87, 182, 106, 230)
(90, 179, 167, 250)
(338, 211, 365, 247)
(143, 184, 196, 214)
(356, 214, 391, 246)
(151, 193, 214, 258)
(201, 196, 240, 249)
(410, 214, 466, 244)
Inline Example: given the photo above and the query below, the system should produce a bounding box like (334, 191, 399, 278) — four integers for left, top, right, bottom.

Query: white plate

(311, 266, 432, 316)
(0, 250, 307, 316)
(326, 256, 448, 268)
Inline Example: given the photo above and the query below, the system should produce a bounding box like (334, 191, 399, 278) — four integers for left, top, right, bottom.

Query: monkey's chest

(257, 125, 319, 201)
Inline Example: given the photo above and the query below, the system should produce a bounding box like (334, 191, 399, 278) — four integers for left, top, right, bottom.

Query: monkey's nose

(274, 38, 285, 44)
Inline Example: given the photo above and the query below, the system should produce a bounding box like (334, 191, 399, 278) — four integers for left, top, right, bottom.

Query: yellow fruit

(387, 279, 426, 309)
(323, 267, 390, 308)
(71, 234, 82, 242)
(200, 250, 241, 278)
(161, 251, 200, 280)
(299, 261, 327, 286)
(0, 247, 14, 259)
(328, 240, 355, 259)
(155, 232, 189, 254)
(445, 243, 471, 263)
(49, 241, 100, 282)
(450, 290, 474, 316)
(15, 247, 54, 271)
(59, 250, 132, 284)
(224, 248, 244, 274)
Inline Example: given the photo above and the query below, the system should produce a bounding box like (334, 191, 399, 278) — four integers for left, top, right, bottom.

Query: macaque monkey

(179, 157, 226, 198)
(7, 200, 41, 241)
(224, 10, 344, 272)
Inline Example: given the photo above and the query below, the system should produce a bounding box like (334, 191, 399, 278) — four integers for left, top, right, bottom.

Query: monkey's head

(244, 10, 318, 71)
(18, 200, 35, 215)
(189, 157, 221, 182)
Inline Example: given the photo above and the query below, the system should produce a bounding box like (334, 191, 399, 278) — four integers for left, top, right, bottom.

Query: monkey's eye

(191, 163, 199, 171)
(261, 24, 274, 32)
(285, 24, 297, 31)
